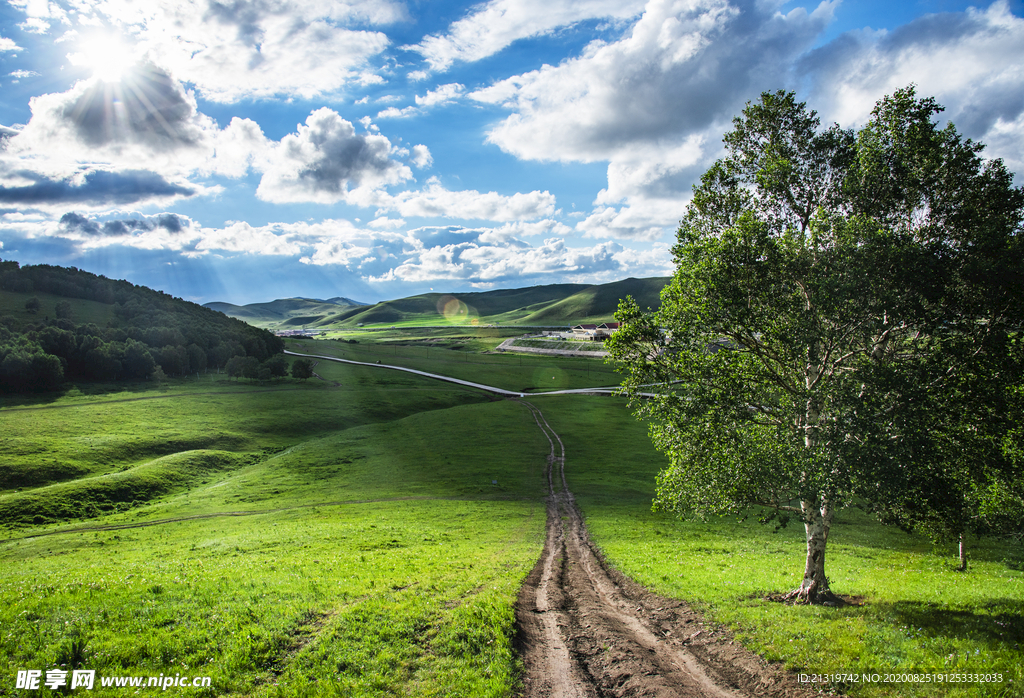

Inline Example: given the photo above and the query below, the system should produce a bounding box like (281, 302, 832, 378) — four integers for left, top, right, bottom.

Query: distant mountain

(297, 296, 367, 306)
(207, 278, 668, 330)
(328, 277, 669, 328)
(204, 296, 367, 329)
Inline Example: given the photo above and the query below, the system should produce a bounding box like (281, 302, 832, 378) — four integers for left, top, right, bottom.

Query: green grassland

(538, 396, 1024, 698)
(286, 336, 619, 394)
(1, 337, 1021, 697)
(207, 277, 669, 330)
(0, 360, 549, 696)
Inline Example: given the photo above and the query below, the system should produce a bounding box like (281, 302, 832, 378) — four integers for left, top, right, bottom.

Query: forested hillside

(0, 259, 283, 391)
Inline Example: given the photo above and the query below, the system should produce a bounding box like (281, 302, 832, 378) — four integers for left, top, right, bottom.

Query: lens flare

(437, 295, 477, 324)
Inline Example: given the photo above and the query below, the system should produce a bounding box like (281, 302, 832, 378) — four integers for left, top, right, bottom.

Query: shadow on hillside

(0, 376, 268, 409)
(0, 381, 163, 408)
(874, 599, 1023, 647)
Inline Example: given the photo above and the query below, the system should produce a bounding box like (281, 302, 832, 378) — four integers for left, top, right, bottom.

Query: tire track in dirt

(515, 400, 820, 698)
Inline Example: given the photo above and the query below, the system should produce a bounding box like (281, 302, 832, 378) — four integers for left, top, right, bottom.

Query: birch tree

(607, 88, 1024, 603)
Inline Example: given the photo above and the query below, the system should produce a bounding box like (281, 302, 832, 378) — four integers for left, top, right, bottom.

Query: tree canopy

(607, 87, 1024, 603)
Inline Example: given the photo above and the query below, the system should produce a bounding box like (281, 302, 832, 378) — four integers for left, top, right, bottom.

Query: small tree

(291, 358, 314, 380)
(24, 297, 40, 314)
(54, 300, 73, 320)
(239, 356, 260, 380)
(608, 87, 1024, 603)
(263, 354, 289, 378)
(225, 355, 246, 379)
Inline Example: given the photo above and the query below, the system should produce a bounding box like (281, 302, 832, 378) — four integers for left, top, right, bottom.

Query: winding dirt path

(515, 399, 817, 698)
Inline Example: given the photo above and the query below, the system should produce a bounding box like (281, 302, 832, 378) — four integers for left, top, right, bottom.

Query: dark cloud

(0, 169, 196, 205)
(59, 211, 191, 237)
(58, 212, 100, 235)
(292, 114, 401, 192)
(60, 63, 203, 150)
(259, 108, 412, 202)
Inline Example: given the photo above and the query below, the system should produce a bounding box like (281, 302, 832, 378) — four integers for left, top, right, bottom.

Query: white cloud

(0, 66, 239, 210)
(484, 218, 573, 240)
(799, 0, 1024, 177)
(464, 0, 837, 239)
(374, 84, 466, 120)
(376, 105, 419, 119)
(408, 0, 646, 73)
(256, 108, 413, 205)
(10, 0, 69, 34)
(14, 209, 674, 285)
(0, 37, 23, 51)
(368, 235, 643, 283)
(195, 220, 303, 256)
(0, 72, 548, 222)
(471, 0, 836, 164)
(14, 0, 405, 101)
(8, 70, 40, 78)
(368, 217, 406, 229)
(360, 178, 557, 221)
(415, 83, 465, 107)
(207, 117, 272, 179)
(575, 201, 682, 241)
(410, 144, 432, 169)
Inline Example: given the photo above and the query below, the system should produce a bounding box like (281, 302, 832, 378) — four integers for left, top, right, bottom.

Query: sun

(69, 36, 136, 83)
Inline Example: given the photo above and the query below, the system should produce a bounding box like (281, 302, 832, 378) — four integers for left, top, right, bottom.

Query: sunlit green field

(2, 339, 1022, 698)
(289, 335, 618, 392)
(0, 355, 549, 697)
(539, 396, 1024, 698)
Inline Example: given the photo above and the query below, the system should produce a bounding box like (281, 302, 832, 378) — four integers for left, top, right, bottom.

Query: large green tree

(607, 88, 1024, 603)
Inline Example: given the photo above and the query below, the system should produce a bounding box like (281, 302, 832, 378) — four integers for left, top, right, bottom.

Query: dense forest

(0, 259, 284, 391)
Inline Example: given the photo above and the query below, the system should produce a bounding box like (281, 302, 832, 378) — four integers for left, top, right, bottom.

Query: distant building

(570, 322, 619, 340)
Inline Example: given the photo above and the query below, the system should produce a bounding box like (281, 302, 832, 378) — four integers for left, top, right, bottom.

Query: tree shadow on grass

(871, 599, 1023, 647)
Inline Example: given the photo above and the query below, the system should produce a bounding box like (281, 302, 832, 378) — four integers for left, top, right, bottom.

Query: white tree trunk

(786, 499, 838, 604)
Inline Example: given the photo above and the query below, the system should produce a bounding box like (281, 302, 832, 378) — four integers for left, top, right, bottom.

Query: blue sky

(1, 0, 1022, 304)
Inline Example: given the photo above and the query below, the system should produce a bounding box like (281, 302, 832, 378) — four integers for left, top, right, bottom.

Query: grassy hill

(204, 297, 367, 330)
(0, 259, 283, 391)
(210, 278, 671, 329)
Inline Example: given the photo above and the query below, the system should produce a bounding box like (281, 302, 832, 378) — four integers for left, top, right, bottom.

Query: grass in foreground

(5, 337, 1022, 697)
(1, 499, 540, 697)
(539, 395, 1024, 698)
(0, 361, 550, 696)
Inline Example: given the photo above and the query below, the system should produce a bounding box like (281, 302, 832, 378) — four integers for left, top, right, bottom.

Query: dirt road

(515, 399, 817, 698)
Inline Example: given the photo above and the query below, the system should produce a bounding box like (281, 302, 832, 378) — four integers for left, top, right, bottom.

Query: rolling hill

(0, 259, 283, 391)
(203, 296, 367, 330)
(207, 278, 669, 329)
